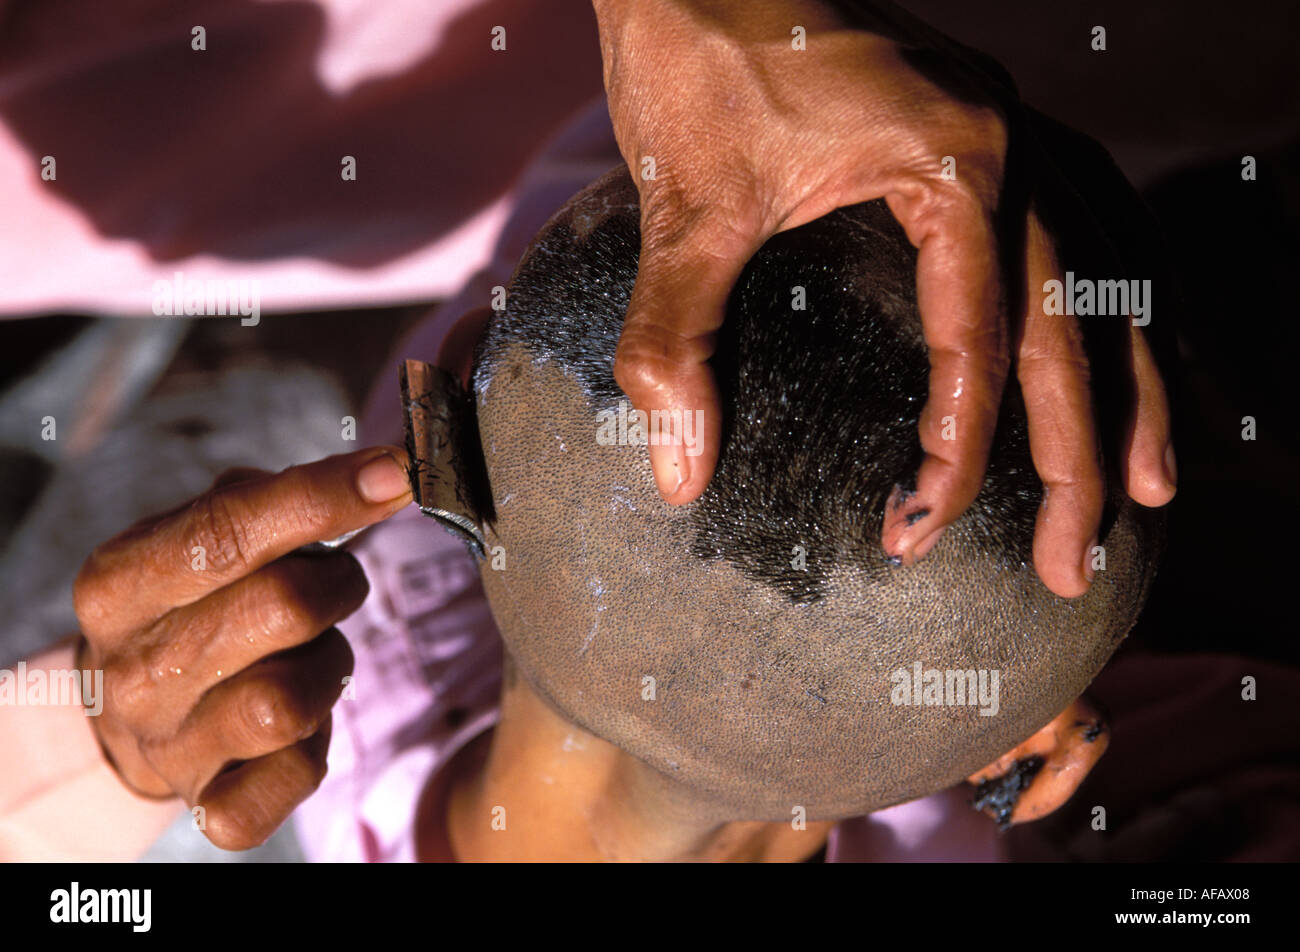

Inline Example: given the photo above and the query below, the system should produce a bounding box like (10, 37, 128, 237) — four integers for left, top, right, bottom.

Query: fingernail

(357, 451, 410, 503)
(1163, 442, 1178, 487)
(1082, 536, 1098, 583)
(651, 443, 689, 500)
(883, 484, 940, 564)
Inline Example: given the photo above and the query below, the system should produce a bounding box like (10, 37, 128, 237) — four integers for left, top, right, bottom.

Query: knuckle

(905, 177, 995, 245)
(71, 556, 109, 635)
(237, 679, 313, 749)
(134, 730, 173, 768)
(274, 467, 332, 538)
(189, 491, 253, 575)
(931, 177, 990, 221)
(613, 325, 677, 387)
(248, 576, 316, 642)
(136, 636, 174, 680)
(257, 557, 366, 637)
(615, 319, 715, 377)
(102, 652, 156, 722)
(1018, 348, 1091, 374)
(1044, 458, 1105, 491)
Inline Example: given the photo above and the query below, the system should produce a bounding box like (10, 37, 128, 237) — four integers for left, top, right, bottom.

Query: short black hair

(478, 176, 1044, 603)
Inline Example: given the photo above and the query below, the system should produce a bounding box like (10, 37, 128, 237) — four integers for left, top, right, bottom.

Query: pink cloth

(0, 0, 603, 316)
(294, 503, 503, 862)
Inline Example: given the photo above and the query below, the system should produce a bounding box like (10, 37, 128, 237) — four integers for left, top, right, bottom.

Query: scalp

(472, 168, 1162, 820)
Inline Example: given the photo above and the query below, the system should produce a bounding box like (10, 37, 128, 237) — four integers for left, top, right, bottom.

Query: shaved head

(470, 168, 1161, 821)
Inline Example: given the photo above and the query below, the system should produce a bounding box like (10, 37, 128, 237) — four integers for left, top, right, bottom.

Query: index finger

(74, 446, 410, 643)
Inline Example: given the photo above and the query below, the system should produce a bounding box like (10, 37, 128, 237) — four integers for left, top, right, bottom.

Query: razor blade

(399, 358, 487, 559)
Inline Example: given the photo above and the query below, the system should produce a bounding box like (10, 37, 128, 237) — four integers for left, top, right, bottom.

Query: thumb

(614, 216, 754, 504)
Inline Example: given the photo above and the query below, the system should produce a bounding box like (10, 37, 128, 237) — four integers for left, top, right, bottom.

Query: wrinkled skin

(593, 0, 1176, 597)
(72, 448, 410, 850)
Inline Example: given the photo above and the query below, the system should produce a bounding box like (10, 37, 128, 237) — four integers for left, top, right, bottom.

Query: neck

(445, 659, 832, 862)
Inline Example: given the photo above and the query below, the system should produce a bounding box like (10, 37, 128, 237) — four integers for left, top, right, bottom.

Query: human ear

(965, 695, 1109, 828)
